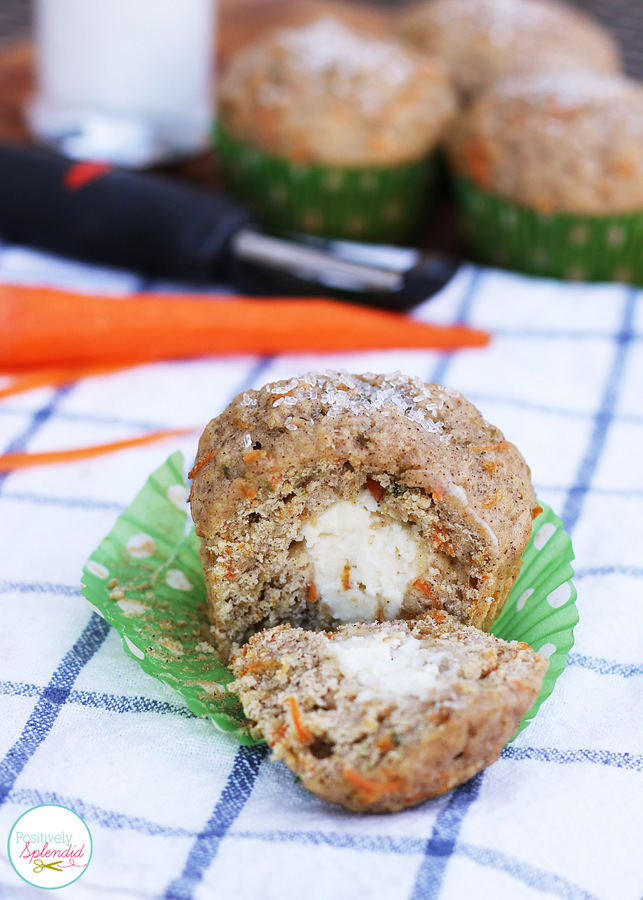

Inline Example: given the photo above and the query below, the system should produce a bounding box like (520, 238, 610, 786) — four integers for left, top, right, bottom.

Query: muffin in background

(216, 18, 456, 242)
(447, 71, 643, 284)
(397, 0, 621, 100)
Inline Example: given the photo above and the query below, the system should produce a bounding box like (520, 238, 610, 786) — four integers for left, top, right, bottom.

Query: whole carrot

(0, 285, 489, 371)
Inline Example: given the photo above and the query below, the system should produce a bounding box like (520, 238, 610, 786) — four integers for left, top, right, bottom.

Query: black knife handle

(0, 142, 252, 282)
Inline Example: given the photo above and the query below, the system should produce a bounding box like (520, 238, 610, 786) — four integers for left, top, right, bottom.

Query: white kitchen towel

(0, 242, 641, 900)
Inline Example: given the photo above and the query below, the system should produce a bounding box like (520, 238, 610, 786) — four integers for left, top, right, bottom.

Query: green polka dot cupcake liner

(82, 452, 578, 744)
(454, 175, 643, 285)
(215, 123, 437, 243)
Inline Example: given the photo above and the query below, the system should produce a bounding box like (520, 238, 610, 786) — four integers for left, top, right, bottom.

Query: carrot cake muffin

(215, 18, 456, 240)
(397, 0, 621, 100)
(447, 71, 643, 281)
(189, 371, 536, 661)
(230, 614, 548, 812)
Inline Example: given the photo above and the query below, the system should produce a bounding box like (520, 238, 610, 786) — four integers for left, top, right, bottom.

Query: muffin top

(397, 0, 621, 99)
(448, 71, 643, 214)
(218, 17, 456, 166)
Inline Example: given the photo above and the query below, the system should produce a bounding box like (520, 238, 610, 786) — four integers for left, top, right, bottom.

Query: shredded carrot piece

(0, 364, 132, 401)
(342, 563, 351, 591)
(188, 449, 217, 480)
(366, 476, 386, 502)
(307, 583, 318, 603)
(482, 489, 504, 508)
(343, 767, 399, 799)
(471, 441, 511, 453)
(532, 504, 543, 520)
(0, 427, 197, 472)
(376, 734, 394, 753)
(414, 578, 437, 601)
(269, 722, 288, 745)
(240, 658, 278, 677)
(243, 449, 267, 464)
(285, 696, 312, 744)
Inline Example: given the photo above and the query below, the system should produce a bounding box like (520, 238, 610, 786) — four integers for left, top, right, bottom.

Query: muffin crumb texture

(230, 615, 548, 812)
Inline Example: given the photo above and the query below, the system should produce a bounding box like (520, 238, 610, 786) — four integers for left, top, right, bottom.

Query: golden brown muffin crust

(397, 0, 621, 99)
(448, 71, 643, 213)
(219, 17, 456, 165)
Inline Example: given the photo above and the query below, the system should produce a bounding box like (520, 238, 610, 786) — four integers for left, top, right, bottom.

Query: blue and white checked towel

(0, 243, 641, 900)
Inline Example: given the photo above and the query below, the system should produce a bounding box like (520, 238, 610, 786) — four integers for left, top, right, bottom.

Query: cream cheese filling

(329, 632, 445, 702)
(298, 491, 421, 622)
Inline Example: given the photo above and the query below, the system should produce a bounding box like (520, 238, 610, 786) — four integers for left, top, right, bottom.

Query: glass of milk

(28, 0, 217, 167)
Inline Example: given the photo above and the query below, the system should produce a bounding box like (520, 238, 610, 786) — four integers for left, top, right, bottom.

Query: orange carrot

(0, 285, 490, 371)
(343, 767, 400, 799)
(285, 696, 312, 744)
(0, 364, 133, 400)
(366, 476, 387, 502)
(0, 427, 196, 472)
(414, 578, 437, 601)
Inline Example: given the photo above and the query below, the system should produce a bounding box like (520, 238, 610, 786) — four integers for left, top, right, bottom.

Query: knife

(0, 142, 459, 310)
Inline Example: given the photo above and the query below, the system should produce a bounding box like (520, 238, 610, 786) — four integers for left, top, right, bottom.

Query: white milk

(29, 0, 216, 166)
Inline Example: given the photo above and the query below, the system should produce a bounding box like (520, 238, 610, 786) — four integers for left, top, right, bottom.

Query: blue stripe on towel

(562, 288, 637, 533)
(410, 773, 484, 900)
(162, 744, 269, 900)
(0, 613, 110, 805)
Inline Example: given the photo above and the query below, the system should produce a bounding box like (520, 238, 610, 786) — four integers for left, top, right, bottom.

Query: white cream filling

(329, 632, 445, 702)
(298, 491, 420, 622)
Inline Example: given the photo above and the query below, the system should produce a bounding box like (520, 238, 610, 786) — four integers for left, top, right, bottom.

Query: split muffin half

(189, 371, 536, 662)
(230, 613, 547, 812)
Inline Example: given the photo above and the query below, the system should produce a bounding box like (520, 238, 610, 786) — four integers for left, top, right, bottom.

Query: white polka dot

(88, 603, 105, 619)
(517, 588, 534, 611)
(126, 533, 156, 558)
(167, 484, 189, 510)
(569, 225, 588, 247)
(613, 266, 633, 283)
(532, 248, 549, 268)
(86, 560, 109, 579)
(117, 599, 148, 615)
(269, 185, 287, 205)
(547, 582, 572, 608)
(537, 642, 557, 658)
(124, 636, 145, 659)
(534, 522, 556, 550)
(209, 718, 227, 733)
(166, 569, 192, 591)
(500, 208, 517, 228)
(325, 172, 343, 191)
(607, 225, 625, 248)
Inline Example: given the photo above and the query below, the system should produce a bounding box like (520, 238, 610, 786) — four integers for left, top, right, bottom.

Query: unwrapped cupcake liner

(215, 123, 437, 243)
(82, 452, 578, 743)
(454, 175, 643, 285)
